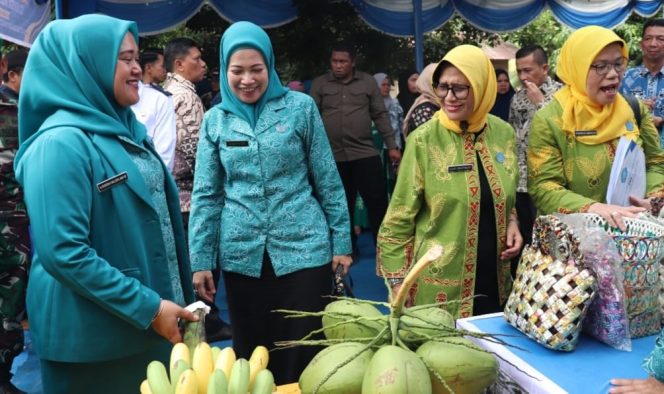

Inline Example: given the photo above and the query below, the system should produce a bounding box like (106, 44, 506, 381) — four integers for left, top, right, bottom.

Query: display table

(457, 313, 657, 394)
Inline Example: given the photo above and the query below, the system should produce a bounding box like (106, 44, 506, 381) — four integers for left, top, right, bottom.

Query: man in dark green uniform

(0, 49, 29, 394)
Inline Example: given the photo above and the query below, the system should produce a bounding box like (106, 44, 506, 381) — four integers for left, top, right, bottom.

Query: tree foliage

(135, 2, 652, 84)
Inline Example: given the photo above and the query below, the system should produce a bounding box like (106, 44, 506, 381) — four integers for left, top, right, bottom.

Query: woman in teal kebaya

(188, 21, 352, 384)
(15, 15, 196, 393)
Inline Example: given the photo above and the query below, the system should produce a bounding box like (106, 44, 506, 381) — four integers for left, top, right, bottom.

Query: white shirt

(131, 82, 176, 170)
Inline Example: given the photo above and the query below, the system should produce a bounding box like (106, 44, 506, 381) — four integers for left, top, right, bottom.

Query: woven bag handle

(531, 215, 584, 264)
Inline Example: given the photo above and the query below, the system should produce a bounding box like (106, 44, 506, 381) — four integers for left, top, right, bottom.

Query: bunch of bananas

(140, 342, 275, 394)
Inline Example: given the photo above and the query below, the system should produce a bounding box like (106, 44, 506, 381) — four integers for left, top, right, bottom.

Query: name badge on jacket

(226, 140, 249, 147)
(448, 164, 473, 172)
(575, 130, 597, 137)
(97, 172, 128, 192)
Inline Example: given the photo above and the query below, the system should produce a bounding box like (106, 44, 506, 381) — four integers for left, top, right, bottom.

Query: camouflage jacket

(0, 91, 25, 215)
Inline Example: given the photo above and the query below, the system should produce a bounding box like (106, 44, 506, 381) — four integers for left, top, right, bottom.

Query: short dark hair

(331, 41, 356, 59)
(164, 37, 200, 72)
(139, 48, 163, 70)
(643, 19, 664, 37)
(3, 49, 28, 83)
(515, 44, 548, 65)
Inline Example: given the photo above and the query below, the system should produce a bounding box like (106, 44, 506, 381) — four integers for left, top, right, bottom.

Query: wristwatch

(387, 277, 404, 287)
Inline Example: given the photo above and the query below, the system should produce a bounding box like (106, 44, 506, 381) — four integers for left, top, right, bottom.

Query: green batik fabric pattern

(121, 137, 185, 306)
(377, 115, 517, 318)
(528, 99, 664, 215)
(643, 329, 664, 381)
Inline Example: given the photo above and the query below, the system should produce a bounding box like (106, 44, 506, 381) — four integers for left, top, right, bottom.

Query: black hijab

(489, 68, 514, 122)
(397, 69, 419, 113)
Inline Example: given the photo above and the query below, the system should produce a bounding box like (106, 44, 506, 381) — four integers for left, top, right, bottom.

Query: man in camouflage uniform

(0, 49, 29, 394)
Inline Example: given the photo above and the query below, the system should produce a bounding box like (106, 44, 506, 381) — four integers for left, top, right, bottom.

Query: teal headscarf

(17, 14, 146, 155)
(218, 21, 288, 129)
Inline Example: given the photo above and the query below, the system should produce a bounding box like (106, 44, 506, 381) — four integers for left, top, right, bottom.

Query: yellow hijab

(555, 25, 637, 144)
(435, 45, 496, 133)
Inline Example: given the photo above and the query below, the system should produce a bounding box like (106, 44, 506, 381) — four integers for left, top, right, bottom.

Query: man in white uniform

(131, 48, 176, 170)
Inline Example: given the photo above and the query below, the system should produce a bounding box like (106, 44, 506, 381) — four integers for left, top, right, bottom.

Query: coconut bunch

(276, 246, 506, 394)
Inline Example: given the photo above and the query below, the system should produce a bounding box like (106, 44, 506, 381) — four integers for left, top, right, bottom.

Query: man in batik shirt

(508, 44, 561, 273)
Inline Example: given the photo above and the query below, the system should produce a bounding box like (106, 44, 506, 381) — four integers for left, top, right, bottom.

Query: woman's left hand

(332, 255, 353, 275)
(610, 377, 664, 393)
(500, 221, 523, 261)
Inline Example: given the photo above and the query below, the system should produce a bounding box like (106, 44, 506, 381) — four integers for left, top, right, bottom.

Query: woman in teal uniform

(14, 15, 197, 393)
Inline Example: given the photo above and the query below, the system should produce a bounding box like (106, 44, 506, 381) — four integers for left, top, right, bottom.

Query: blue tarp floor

(11, 232, 386, 393)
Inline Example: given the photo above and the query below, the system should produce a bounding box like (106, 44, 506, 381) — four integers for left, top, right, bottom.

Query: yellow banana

(251, 369, 275, 394)
(211, 346, 222, 364)
(248, 346, 269, 370)
(207, 369, 229, 394)
(175, 368, 198, 394)
(146, 360, 172, 394)
(139, 379, 153, 394)
(248, 346, 269, 391)
(228, 358, 250, 394)
(170, 342, 191, 379)
(192, 342, 214, 394)
(214, 347, 236, 380)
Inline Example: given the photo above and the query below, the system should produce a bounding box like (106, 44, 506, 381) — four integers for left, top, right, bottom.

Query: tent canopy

(54, 0, 664, 69)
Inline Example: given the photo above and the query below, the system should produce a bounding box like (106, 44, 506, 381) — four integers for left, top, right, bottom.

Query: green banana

(228, 358, 250, 394)
(251, 369, 275, 394)
(146, 360, 172, 394)
(171, 359, 191, 390)
(207, 369, 229, 394)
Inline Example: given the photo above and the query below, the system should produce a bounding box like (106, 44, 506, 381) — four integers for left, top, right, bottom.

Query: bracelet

(509, 216, 519, 224)
(151, 299, 164, 324)
(387, 277, 404, 287)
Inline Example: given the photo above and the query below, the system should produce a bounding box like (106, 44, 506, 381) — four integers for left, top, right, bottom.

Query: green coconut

(416, 337, 498, 394)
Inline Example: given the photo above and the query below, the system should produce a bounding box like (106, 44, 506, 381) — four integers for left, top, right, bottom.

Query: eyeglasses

(589, 58, 627, 76)
(435, 83, 470, 99)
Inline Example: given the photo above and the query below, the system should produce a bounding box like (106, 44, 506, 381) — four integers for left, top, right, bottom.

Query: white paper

(606, 136, 646, 206)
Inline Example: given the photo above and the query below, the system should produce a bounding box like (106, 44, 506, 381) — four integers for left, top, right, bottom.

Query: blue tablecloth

(460, 314, 657, 394)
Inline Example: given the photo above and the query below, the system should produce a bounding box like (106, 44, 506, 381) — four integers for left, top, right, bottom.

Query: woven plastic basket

(573, 214, 664, 338)
(504, 215, 597, 351)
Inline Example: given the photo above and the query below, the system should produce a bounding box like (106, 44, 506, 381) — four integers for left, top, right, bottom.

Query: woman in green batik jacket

(377, 45, 522, 319)
(528, 26, 664, 230)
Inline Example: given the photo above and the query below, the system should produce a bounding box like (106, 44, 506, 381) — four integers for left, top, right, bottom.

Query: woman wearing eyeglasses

(377, 45, 522, 318)
(528, 26, 664, 232)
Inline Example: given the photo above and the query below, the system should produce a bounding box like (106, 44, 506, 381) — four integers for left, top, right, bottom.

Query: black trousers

(513, 192, 537, 277)
(223, 254, 331, 385)
(336, 155, 388, 247)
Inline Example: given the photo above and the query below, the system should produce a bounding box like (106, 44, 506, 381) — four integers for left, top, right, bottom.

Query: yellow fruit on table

(170, 342, 191, 378)
(139, 379, 152, 394)
(215, 346, 237, 380)
(192, 342, 214, 394)
(175, 368, 198, 394)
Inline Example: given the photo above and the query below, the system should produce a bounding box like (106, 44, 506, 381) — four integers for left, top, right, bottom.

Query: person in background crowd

(310, 42, 401, 252)
(0, 49, 29, 394)
(287, 80, 305, 92)
(509, 44, 561, 266)
(209, 70, 221, 107)
(378, 45, 522, 319)
(131, 48, 176, 170)
(620, 18, 664, 146)
(188, 21, 351, 384)
(373, 72, 403, 194)
(528, 26, 664, 232)
(402, 62, 440, 137)
(163, 38, 232, 342)
(0, 50, 27, 102)
(490, 68, 515, 122)
(14, 15, 197, 393)
(397, 69, 419, 116)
